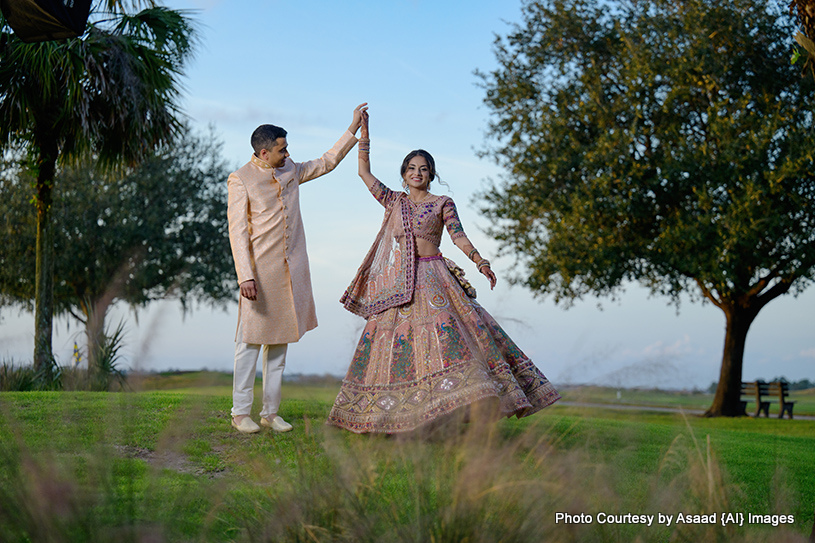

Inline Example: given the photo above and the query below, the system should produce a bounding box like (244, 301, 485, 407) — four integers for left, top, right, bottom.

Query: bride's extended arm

(443, 198, 498, 289)
(453, 237, 497, 289)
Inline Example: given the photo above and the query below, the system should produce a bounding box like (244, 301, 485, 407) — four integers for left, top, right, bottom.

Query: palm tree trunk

(705, 305, 758, 417)
(33, 147, 57, 374)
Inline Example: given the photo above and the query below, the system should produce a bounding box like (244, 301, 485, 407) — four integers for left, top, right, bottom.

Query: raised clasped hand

(360, 108, 369, 138)
(351, 102, 369, 134)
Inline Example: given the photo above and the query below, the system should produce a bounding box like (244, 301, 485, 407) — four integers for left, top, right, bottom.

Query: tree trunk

(33, 150, 57, 375)
(84, 296, 111, 388)
(705, 305, 758, 417)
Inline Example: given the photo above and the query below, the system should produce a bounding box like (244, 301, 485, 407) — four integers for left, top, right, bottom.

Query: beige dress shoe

(261, 415, 293, 432)
(231, 416, 260, 434)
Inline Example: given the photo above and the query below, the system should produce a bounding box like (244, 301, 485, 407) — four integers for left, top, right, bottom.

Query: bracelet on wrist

(476, 259, 491, 270)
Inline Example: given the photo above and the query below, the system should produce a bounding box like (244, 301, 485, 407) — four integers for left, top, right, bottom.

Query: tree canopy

(0, 126, 234, 368)
(477, 0, 815, 415)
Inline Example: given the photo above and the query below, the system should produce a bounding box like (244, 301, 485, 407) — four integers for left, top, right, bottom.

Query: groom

(227, 103, 367, 433)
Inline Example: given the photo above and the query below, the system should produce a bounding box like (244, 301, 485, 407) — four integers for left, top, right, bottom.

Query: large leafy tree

(477, 0, 815, 416)
(0, 1, 196, 375)
(0, 126, 234, 372)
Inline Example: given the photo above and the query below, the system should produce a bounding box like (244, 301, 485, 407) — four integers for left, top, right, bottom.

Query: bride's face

(403, 156, 431, 191)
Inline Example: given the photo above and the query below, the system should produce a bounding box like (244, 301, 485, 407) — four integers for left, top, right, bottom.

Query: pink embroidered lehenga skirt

(327, 255, 560, 434)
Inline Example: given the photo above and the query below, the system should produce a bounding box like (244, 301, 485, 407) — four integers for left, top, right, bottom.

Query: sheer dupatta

(340, 194, 416, 318)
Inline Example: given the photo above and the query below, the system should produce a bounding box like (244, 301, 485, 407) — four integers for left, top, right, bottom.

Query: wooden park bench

(741, 381, 769, 417)
(767, 381, 796, 419)
(740, 380, 795, 419)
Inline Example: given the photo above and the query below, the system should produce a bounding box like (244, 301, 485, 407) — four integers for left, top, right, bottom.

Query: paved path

(557, 401, 815, 421)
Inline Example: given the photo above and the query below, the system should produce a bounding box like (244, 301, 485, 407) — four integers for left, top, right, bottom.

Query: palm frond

(0, 4, 197, 168)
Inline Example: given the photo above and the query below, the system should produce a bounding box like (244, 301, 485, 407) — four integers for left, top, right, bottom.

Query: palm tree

(0, 1, 196, 375)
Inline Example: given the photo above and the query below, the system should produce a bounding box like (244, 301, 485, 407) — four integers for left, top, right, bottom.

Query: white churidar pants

(231, 321, 287, 419)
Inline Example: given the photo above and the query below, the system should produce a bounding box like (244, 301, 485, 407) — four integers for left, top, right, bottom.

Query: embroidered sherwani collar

(250, 154, 274, 170)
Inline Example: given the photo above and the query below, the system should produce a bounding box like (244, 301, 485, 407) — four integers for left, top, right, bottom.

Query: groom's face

(261, 137, 289, 168)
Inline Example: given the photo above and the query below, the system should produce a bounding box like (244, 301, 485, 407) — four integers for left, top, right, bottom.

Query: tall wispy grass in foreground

(1, 392, 809, 543)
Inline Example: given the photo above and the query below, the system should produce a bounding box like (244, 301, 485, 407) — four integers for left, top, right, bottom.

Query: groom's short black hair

(251, 124, 288, 154)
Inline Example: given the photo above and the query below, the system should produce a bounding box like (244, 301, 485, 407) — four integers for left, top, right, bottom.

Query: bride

(327, 107, 560, 434)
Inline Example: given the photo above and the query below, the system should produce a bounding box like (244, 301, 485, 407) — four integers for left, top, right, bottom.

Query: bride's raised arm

(357, 108, 396, 207)
(358, 108, 379, 190)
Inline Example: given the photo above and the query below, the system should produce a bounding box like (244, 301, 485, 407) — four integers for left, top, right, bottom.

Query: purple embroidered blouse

(368, 179, 467, 246)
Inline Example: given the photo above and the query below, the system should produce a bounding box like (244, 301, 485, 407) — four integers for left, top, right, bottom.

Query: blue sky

(2, 0, 813, 389)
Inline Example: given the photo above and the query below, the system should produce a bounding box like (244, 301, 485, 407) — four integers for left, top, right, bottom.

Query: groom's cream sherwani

(227, 130, 358, 345)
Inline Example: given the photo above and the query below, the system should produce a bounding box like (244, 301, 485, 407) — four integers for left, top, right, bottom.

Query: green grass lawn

(0, 372, 812, 542)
